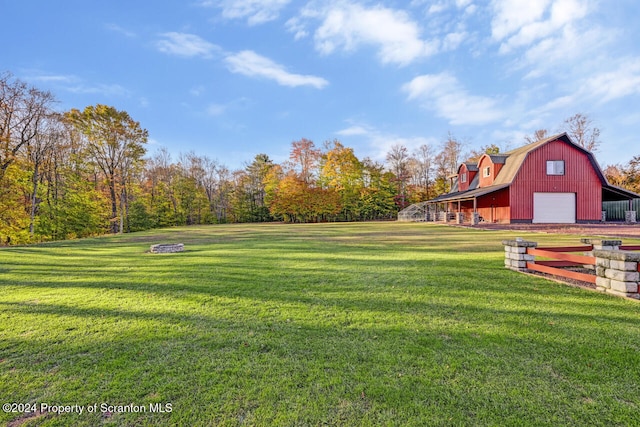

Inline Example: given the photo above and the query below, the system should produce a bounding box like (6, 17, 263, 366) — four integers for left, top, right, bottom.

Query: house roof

(603, 185, 640, 201)
(492, 133, 574, 186)
(428, 183, 510, 203)
(427, 132, 640, 204)
(485, 154, 508, 164)
(461, 162, 478, 172)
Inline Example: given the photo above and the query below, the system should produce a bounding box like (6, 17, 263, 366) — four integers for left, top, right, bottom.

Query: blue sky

(4, 0, 640, 169)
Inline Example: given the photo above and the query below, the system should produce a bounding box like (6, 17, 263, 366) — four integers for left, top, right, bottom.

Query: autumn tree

(603, 164, 624, 188)
(358, 158, 397, 220)
(431, 133, 464, 195)
(561, 113, 601, 152)
(66, 105, 148, 233)
(523, 113, 601, 152)
(242, 154, 275, 222)
(524, 129, 550, 144)
(26, 113, 61, 235)
(32, 116, 109, 241)
(441, 132, 463, 174)
(622, 155, 640, 193)
(0, 72, 56, 181)
(466, 144, 501, 162)
(264, 163, 284, 220)
(289, 138, 321, 184)
(386, 144, 410, 209)
(0, 161, 30, 244)
(144, 148, 178, 227)
(410, 144, 435, 200)
(320, 140, 363, 220)
(212, 165, 232, 223)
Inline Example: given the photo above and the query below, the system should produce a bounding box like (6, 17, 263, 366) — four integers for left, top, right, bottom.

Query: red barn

(426, 133, 638, 224)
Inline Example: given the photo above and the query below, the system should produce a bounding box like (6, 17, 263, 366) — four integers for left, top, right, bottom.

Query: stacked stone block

(581, 239, 621, 270)
(502, 238, 537, 272)
(471, 213, 480, 225)
(625, 210, 637, 223)
(581, 238, 621, 251)
(593, 250, 640, 299)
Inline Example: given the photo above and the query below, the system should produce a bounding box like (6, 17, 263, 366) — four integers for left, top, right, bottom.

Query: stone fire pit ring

(150, 243, 185, 253)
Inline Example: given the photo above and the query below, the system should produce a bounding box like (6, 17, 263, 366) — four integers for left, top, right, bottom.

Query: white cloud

(285, 17, 309, 40)
(190, 86, 206, 97)
(336, 125, 369, 136)
(27, 73, 76, 84)
(428, 2, 447, 14)
(225, 50, 329, 89)
(442, 31, 467, 51)
(105, 23, 136, 38)
(464, 4, 477, 15)
(296, 2, 438, 66)
(581, 57, 640, 103)
(25, 72, 130, 98)
(519, 25, 608, 78)
(403, 73, 504, 125)
(491, 0, 590, 53)
(207, 104, 227, 116)
(337, 122, 434, 162)
(67, 83, 130, 98)
(203, 0, 291, 25)
(156, 32, 220, 58)
(423, 0, 474, 14)
(490, 0, 550, 42)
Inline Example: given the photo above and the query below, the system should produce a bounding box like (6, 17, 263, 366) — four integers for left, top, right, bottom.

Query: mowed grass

(1, 222, 640, 426)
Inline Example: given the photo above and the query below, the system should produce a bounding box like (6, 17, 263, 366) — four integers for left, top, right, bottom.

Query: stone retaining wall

(502, 238, 640, 299)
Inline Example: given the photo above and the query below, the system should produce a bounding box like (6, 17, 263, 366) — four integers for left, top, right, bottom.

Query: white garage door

(533, 192, 576, 223)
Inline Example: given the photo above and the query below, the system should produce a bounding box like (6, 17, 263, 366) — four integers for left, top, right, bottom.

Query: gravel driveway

(468, 222, 640, 239)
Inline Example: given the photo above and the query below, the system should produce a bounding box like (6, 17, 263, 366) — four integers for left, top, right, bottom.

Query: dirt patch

(7, 411, 54, 427)
(526, 269, 597, 291)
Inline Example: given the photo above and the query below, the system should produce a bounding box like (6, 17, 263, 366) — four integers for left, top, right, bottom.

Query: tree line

(0, 72, 465, 244)
(2, 71, 638, 244)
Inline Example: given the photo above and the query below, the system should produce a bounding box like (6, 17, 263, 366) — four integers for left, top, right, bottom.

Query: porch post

(471, 197, 480, 225)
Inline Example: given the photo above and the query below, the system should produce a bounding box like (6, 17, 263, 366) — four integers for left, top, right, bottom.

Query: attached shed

(425, 133, 639, 224)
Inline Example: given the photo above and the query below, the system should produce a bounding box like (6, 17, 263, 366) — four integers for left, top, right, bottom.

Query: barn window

(483, 166, 491, 177)
(546, 160, 565, 176)
(460, 173, 467, 183)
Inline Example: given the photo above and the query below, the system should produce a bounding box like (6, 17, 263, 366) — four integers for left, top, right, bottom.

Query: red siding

(457, 164, 478, 192)
(468, 170, 477, 188)
(477, 156, 493, 187)
(477, 188, 510, 223)
(509, 140, 602, 222)
(452, 188, 510, 223)
(477, 155, 503, 187)
(493, 163, 504, 179)
(458, 164, 470, 191)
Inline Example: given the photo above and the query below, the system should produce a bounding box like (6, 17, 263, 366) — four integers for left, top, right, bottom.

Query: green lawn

(1, 222, 640, 426)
